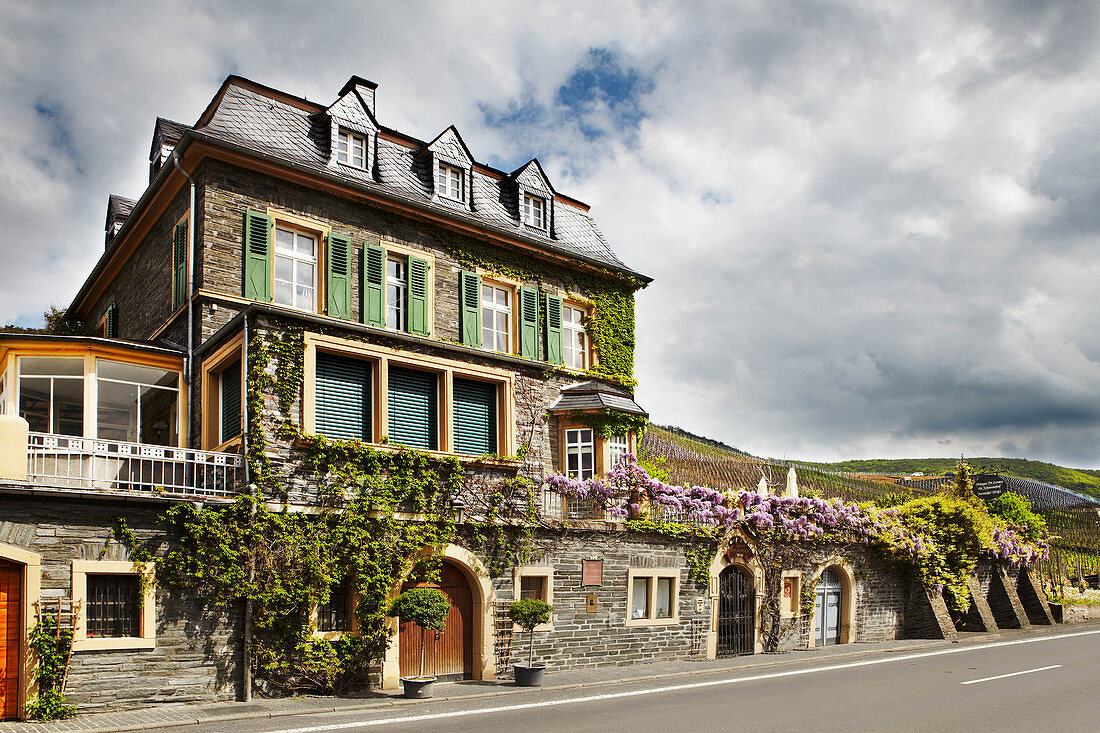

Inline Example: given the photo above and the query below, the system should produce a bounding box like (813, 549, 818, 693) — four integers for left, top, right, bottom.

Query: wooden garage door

(0, 559, 21, 720)
(399, 562, 473, 681)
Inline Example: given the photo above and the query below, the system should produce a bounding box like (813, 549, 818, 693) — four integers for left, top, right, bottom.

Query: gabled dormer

(326, 76, 379, 176)
(511, 159, 555, 237)
(424, 126, 474, 211)
(148, 118, 189, 183)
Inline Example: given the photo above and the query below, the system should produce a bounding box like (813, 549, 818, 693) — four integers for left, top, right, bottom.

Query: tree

(507, 598, 553, 668)
(387, 588, 451, 680)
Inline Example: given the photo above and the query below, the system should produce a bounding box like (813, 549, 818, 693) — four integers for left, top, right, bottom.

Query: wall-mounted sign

(582, 559, 603, 586)
(586, 593, 598, 613)
(973, 474, 1008, 501)
(783, 578, 794, 599)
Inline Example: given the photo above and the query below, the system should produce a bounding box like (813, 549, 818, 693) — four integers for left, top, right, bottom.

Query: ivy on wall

(566, 409, 650, 439)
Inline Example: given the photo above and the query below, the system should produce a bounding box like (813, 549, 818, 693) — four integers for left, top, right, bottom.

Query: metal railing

(27, 432, 244, 499)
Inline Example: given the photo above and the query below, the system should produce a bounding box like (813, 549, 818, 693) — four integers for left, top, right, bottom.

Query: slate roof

(192, 78, 647, 280)
(149, 117, 190, 160)
(549, 381, 648, 416)
(105, 194, 135, 225)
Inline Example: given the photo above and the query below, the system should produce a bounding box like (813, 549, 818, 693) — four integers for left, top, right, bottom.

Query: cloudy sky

(2, 0, 1099, 466)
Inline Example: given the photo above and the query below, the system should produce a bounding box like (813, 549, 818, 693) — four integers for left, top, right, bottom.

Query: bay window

(609, 434, 629, 466)
(18, 356, 85, 436)
(96, 360, 179, 446)
(565, 428, 595, 480)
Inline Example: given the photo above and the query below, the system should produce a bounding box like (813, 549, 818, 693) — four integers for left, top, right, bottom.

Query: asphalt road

(178, 628, 1100, 733)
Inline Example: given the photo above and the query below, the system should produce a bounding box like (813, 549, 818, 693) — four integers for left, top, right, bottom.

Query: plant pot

(513, 663, 546, 687)
(400, 676, 437, 698)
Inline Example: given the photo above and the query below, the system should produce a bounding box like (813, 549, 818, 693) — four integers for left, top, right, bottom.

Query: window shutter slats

(519, 286, 539, 360)
(362, 241, 385, 327)
(544, 292, 564, 364)
(408, 256, 430, 336)
(243, 210, 272, 302)
(459, 270, 482, 347)
(105, 304, 118, 339)
(326, 234, 352, 320)
(316, 352, 371, 441)
(220, 361, 242, 443)
(387, 366, 437, 450)
(173, 220, 188, 311)
(453, 378, 497, 455)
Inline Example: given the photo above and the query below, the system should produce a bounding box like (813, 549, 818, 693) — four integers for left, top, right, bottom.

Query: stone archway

(382, 544, 494, 689)
(705, 534, 764, 658)
(0, 543, 40, 721)
(808, 558, 856, 647)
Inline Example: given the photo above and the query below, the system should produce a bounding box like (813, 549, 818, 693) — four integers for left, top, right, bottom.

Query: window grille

(318, 578, 351, 632)
(86, 574, 140, 638)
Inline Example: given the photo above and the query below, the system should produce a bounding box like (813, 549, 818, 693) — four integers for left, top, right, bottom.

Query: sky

(2, 0, 1099, 467)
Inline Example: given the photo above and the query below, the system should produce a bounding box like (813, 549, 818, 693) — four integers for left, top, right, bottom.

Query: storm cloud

(1, 0, 1098, 466)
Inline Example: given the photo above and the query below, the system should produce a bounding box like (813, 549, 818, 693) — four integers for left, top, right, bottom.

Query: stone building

(0, 75, 1047, 720)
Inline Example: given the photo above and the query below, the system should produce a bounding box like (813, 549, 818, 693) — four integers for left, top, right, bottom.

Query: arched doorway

(814, 566, 843, 646)
(399, 561, 474, 681)
(717, 565, 755, 657)
(1, 559, 21, 720)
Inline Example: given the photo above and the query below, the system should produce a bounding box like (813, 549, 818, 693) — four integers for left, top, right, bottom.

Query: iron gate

(717, 565, 754, 657)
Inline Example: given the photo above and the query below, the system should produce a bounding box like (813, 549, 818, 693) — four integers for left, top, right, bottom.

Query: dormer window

(521, 193, 546, 229)
(337, 129, 367, 169)
(438, 162, 465, 202)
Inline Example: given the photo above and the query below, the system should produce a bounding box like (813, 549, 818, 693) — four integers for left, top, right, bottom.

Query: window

(386, 257, 407, 331)
(563, 305, 587, 369)
(18, 356, 85, 436)
(96, 360, 180, 446)
(609, 434, 629, 467)
(219, 359, 242, 445)
(86, 575, 140, 638)
(521, 192, 545, 229)
(71, 560, 156, 651)
(274, 226, 317, 310)
(520, 576, 547, 600)
(626, 568, 680, 626)
(565, 428, 594, 480)
(438, 162, 465, 201)
(317, 577, 352, 632)
(481, 284, 512, 352)
(453, 377, 497, 455)
(315, 352, 372, 442)
(513, 566, 554, 630)
(387, 365, 438, 451)
(337, 129, 367, 169)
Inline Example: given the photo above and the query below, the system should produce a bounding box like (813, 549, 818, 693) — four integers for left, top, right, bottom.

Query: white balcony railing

(27, 432, 244, 500)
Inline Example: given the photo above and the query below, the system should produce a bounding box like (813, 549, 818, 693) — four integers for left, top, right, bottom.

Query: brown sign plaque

(586, 593, 598, 613)
(582, 559, 603, 586)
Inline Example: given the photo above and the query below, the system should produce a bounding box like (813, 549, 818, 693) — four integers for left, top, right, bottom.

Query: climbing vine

(25, 616, 76, 721)
(568, 409, 650, 439)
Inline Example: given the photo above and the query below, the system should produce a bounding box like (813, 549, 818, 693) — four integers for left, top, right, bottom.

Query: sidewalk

(0, 626, 1080, 733)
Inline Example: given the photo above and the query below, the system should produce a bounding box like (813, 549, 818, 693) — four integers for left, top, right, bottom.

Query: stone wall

(0, 496, 241, 713)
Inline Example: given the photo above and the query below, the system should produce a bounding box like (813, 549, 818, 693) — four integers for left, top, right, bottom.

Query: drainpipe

(171, 152, 196, 448)
(242, 314, 253, 702)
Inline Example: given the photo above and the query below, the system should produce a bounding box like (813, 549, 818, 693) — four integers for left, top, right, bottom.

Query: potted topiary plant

(387, 587, 453, 698)
(507, 597, 553, 686)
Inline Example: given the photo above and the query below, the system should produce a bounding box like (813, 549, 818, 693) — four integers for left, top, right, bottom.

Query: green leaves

(387, 587, 453, 632)
(507, 597, 553, 631)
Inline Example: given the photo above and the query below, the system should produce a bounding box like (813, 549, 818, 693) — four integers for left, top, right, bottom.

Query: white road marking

(961, 664, 1062, 685)
(267, 629, 1100, 732)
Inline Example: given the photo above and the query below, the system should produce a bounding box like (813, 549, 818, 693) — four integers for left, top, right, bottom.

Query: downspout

(171, 152, 196, 448)
(242, 313, 253, 702)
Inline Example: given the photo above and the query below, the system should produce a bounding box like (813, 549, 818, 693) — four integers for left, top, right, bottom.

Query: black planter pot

(400, 677, 437, 698)
(513, 664, 546, 687)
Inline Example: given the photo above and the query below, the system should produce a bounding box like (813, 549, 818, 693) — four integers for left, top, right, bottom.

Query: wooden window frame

(521, 191, 546, 230)
(625, 567, 680, 627)
(265, 208, 331, 316)
(557, 415, 638, 477)
(561, 301, 590, 370)
(337, 128, 368, 170)
(437, 161, 466, 202)
(302, 332, 514, 457)
(200, 333, 246, 451)
(379, 240, 436, 337)
(513, 565, 555, 631)
(480, 278, 515, 354)
(71, 560, 156, 651)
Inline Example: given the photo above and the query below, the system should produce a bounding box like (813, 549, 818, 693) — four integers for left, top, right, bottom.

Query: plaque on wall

(582, 559, 603, 586)
(587, 593, 598, 612)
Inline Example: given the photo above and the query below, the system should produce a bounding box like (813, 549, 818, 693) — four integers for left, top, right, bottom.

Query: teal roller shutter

(459, 270, 481, 346)
(326, 234, 352, 320)
(316, 352, 371, 441)
(387, 366, 437, 450)
(453, 378, 497, 455)
(220, 360, 242, 442)
(519, 286, 539, 360)
(408, 255, 430, 336)
(544, 292, 564, 364)
(243, 210, 272, 302)
(362, 241, 385, 327)
(173, 219, 188, 311)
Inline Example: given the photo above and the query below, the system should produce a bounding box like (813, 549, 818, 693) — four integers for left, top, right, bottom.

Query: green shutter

(408, 256, 430, 336)
(220, 360, 242, 442)
(362, 241, 385, 327)
(544, 292, 564, 364)
(453, 378, 497, 455)
(105, 304, 118, 339)
(326, 234, 351, 320)
(243, 210, 272, 301)
(173, 220, 188, 311)
(387, 366, 437, 450)
(316, 352, 371, 441)
(519, 286, 539, 360)
(459, 270, 482, 347)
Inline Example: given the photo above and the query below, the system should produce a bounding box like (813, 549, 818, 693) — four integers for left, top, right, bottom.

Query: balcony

(22, 431, 244, 501)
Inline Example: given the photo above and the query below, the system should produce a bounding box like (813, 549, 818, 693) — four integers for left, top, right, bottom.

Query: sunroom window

(96, 361, 179, 446)
(18, 356, 84, 436)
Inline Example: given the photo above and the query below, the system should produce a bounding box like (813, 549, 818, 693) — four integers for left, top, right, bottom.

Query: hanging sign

(973, 474, 1008, 501)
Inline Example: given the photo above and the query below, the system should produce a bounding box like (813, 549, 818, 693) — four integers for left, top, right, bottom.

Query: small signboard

(973, 474, 1008, 501)
(586, 593, 598, 613)
(582, 559, 603, 587)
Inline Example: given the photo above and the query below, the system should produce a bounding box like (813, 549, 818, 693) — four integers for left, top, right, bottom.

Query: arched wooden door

(716, 565, 754, 657)
(814, 567, 843, 646)
(400, 562, 473, 681)
(0, 559, 21, 720)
